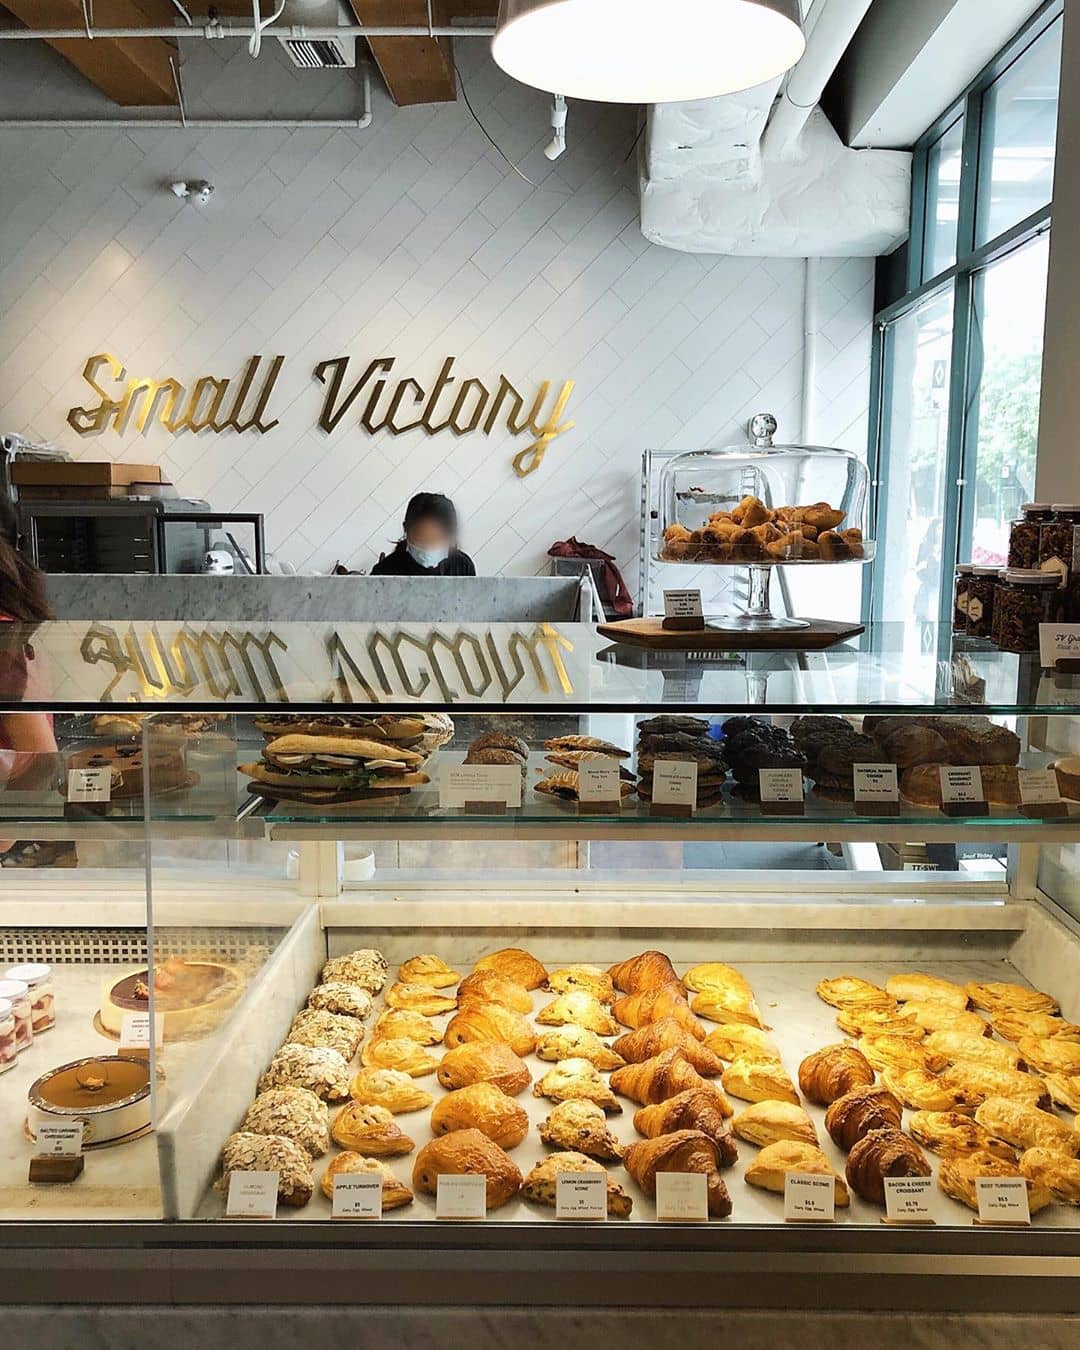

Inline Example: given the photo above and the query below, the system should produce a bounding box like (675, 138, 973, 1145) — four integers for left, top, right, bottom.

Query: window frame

(868, 0, 1062, 626)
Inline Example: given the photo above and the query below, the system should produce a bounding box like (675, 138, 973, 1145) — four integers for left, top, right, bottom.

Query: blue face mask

(407, 542, 449, 570)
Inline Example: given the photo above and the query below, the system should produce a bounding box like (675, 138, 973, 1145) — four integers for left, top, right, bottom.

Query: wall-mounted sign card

(436, 1173, 487, 1220)
(225, 1171, 279, 1220)
(66, 768, 112, 803)
(883, 1176, 936, 1225)
(975, 1176, 1031, 1226)
(331, 1173, 383, 1220)
(655, 1172, 709, 1223)
(783, 1172, 835, 1222)
(555, 1172, 607, 1221)
(440, 764, 522, 810)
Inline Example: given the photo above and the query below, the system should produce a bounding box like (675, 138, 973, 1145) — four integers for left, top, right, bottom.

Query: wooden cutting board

(597, 617, 865, 651)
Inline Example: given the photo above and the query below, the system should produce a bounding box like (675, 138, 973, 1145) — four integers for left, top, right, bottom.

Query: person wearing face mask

(370, 492, 476, 577)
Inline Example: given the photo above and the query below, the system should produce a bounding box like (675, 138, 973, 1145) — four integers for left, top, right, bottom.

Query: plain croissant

(612, 982, 705, 1040)
(632, 1088, 738, 1166)
(623, 1129, 734, 1217)
(610, 1047, 733, 1114)
(612, 1019, 725, 1076)
(797, 1043, 875, 1105)
(608, 950, 680, 994)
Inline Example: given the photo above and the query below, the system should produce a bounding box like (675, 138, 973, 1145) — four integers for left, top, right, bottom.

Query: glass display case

(1, 616, 1079, 1308)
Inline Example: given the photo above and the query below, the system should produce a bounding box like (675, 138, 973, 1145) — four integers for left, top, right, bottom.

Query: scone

(815, 976, 894, 1011)
(938, 1149, 1053, 1214)
(703, 1023, 781, 1062)
(241, 1087, 329, 1157)
(974, 1096, 1080, 1155)
(360, 1037, 439, 1078)
(538, 1100, 624, 1162)
(472, 947, 548, 990)
(430, 1082, 530, 1150)
(723, 1057, 799, 1105)
(347, 1067, 434, 1114)
(397, 955, 461, 989)
(443, 1004, 536, 1058)
(412, 1129, 522, 1210)
(1019, 1147, 1080, 1205)
(536, 1025, 625, 1071)
(689, 986, 765, 1029)
(965, 981, 1059, 1016)
(308, 982, 374, 1021)
(373, 1008, 442, 1046)
(907, 1110, 1016, 1162)
(456, 971, 533, 1015)
(535, 991, 618, 1036)
(330, 1102, 415, 1155)
(437, 1042, 532, 1096)
(258, 1044, 351, 1102)
(286, 1007, 365, 1062)
(546, 964, 616, 1004)
(884, 973, 969, 1010)
(731, 1100, 819, 1148)
(321, 1153, 413, 1208)
(384, 983, 458, 1016)
(745, 1140, 849, 1206)
(900, 1001, 990, 1037)
(533, 1057, 622, 1113)
(217, 1132, 312, 1207)
(522, 1151, 632, 1218)
(682, 962, 754, 996)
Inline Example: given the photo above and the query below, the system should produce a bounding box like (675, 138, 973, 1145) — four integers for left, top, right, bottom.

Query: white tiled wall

(0, 38, 874, 586)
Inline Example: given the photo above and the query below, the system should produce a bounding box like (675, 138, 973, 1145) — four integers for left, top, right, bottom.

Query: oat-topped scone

(321, 948, 389, 995)
(287, 1007, 364, 1061)
(217, 1132, 313, 1207)
(258, 1043, 351, 1101)
(241, 1087, 329, 1157)
(308, 981, 373, 1021)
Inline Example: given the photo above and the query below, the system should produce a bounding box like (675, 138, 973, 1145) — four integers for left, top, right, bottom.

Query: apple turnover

(384, 982, 458, 1016)
(347, 1067, 434, 1114)
(397, 955, 460, 989)
(330, 1102, 416, 1156)
(321, 1153, 413, 1208)
(373, 1008, 442, 1047)
(359, 1037, 439, 1078)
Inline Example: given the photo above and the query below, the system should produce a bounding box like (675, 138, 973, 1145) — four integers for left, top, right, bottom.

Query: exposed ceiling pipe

(0, 22, 494, 39)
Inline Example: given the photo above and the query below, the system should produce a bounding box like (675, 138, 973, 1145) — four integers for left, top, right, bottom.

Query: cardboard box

(10, 461, 162, 487)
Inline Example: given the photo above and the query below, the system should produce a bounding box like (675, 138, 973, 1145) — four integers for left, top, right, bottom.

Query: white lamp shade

(494, 0, 804, 102)
(492, 0, 805, 103)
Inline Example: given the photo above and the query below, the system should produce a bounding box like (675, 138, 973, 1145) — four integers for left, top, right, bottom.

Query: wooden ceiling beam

(347, 0, 464, 106)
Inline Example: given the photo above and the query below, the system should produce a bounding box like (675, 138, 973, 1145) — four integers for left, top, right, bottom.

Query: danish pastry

(612, 1019, 725, 1076)
(907, 1110, 1016, 1162)
(703, 1023, 780, 1062)
(436, 1042, 532, 1096)
(1016, 1035, 1080, 1077)
(538, 1100, 623, 1161)
(330, 1102, 415, 1155)
(456, 970, 533, 1014)
(412, 1129, 522, 1210)
(546, 964, 616, 1004)
(938, 1149, 1053, 1214)
(430, 1082, 530, 1150)
(472, 947, 548, 990)
(521, 1151, 632, 1217)
(443, 1004, 536, 1058)
(397, 955, 461, 989)
(321, 949, 388, 995)
(965, 980, 1059, 1016)
(612, 983, 704, 1039)
(633, 1088, 739, 1164)
(884, 973, 969, 1010)
(845, 1127, 931, 1205)
(241, 1087, 329, 1157)
(286, 1008, 364, 1062)
(723, 1056, 799, 1105)
(610, 1048, 733, 1112)
(899, 1001, 989, 1038)
(533, 1057, 623, 1113)
(991, 1011, 1080, 1044)
(745, 1140, 849, 1206)
(1019, 1147, 1080, 1205)
(924, 1030, 1024, 1072)
(320, 1153, 413, 1208)
(360, 1037, 439, 1078)
(882, 1067, 982, 1114)
(307, 982, 373, 1021)
(258, 1043, 350, 1102)
(347, 1067, 434, 1114)
(1043, 1073, 1080, 1114)
(535, 991, 618, 1036)
(731, 1100, 819, 1148)
(218, 1132, 312, 1208)
(856, 1034, 947, 1077)
(373, 1008, 442, 1046)
(682, 962, 754, 996)
(623, 1130, 734, 1217)
(824, 1084, 902, 1151)
(974, 1096, 1080, 1155)
(798, 1044, 875, 1105)
(384, 983, 457, 1016)
(943, 1062, 1051, 1111)
(535, 1025, 625, 1070)
(835, 1006, 924, 1040)
(608, 950, 679, 994)
(815, 976, 894, 1010)
(689, 986, 765, 1029)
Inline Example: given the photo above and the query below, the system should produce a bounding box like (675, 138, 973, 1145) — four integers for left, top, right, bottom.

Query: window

(871, 2, 1061, 627)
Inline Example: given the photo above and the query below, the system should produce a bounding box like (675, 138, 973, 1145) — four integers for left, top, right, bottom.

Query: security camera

(544, 94, 567, 161)
(189, 180, 215, 206)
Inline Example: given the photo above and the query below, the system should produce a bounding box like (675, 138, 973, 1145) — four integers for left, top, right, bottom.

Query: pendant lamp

(491, 0, 805, 104)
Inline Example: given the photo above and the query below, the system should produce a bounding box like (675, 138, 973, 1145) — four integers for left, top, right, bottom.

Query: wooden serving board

(597, 617, 865, 652)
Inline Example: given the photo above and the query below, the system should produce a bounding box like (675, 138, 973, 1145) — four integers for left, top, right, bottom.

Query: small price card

(555, 1171, 607, 1221)
(784, 1172, 835, 1222)
(883, 1176, 936, 1225)
(332, 1173, 383, 1220)
(66, 767, 112, 803)
(663, 589, 704, 619)
(655, 1172, 709, 1223)
(651, 760, 698, 817)
(939, 766, 986, 815)
(578, 758, 622, 811)
(35, 1122, 84, 1158)
(853, 763, 899, 815)
(225, 1171, 278, 1220)
(1039, 623, 1080, 669)
(759, 767, 804, 815)
(1018, 766, 1066, 817)
(119, 1010, 163, 1054)
(975, 1176, 1031, 1226)
(436, 1173, 487, 1220)
(440, 764, 522, 811)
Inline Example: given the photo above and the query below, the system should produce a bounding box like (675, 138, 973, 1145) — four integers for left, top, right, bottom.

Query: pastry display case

(0, 616, 1080, 1309)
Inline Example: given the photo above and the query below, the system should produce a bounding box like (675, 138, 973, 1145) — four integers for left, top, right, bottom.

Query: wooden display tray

(597, 617, 865, 652)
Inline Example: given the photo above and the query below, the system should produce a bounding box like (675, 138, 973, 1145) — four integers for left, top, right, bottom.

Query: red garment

(548, 538, 634, 617)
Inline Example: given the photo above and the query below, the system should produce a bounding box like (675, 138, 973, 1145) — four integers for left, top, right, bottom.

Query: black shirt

(370, 542, 476, 577)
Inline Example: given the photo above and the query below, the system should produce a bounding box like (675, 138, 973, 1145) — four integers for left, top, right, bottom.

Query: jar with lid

(6, 963, 54, 1033)
(0, 1000, 15, 1073)
(993, 569, 1062, 653)
(965, 567, 1000, 639)
(0, 978, 32, 1051)
(953, 564, 974, 633)
(1039, 504, 1080, 618)
(1008, 503, 1053, 568)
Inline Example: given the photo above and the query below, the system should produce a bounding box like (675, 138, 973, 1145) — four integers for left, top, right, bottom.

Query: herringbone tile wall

(0, 37, 874, 587)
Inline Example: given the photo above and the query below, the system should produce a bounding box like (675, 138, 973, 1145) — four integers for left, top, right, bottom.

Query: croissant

(703, 1023, 780, 1062)
(610, 1048, 733, 1114)
(907, 1110, 1017, 1162)
(241, 1087, 329, 1158)
(797, 1044, 875, 1105)
(1019, 1147, 1080, 1205)
(899, 1001, 989, 1037)
(217, 1132, 312, 1208)
(745, 1140, 849, 1206)
(522, 1151, 632, 1217)
(360, 1037, 439, 1077)
(991, 1010, 1080, 1043)
(938, 1149, 1053, 1214)
(330, 1102, 415, 1155)
(731, 1100, 818, 1148)
(845, 1127, 931, 1206)
(384, 983, 458, 1016)
(347, 1068, 434, 1114)
(443, 1004, 536, 1058)
(533, 1057, 622, 1113)
(884, 973, 969, 1009)
(437, 1041, 532, 1096)
(608, 950, 679, 994)
(633, 1088, 738, 1167)
(456, 970, 533, 1014)
(1016, 1035, 1080, 1076)
(689, 986, 765, 1029)
(412, 1128, 522, 1210)
(974, 1096, 1080, 1155)
(965, 981, 1059, 1016)
(538, 1100, 623, 1161)
(856, 1034, 948, 1076)
(547, 965, 616, 1004)
(623, 1130, 734, 1217)
(824, 1084, 902, 1151)
(430, 1082, 530, 1149)
(682, 962, 754, 997)
(321, 1153, 413, 1209)
(472, 947, 548, 990)
(373, 1008, 442, 1046)
(613, 1019, 725, 1076)
(925, 1030, 1024, 1072)
(535, 1025, 625, 1070)
(397, 955, 460, 989)
(535, 991, 618, 1036)
(815, 976, 894, 1010)
(722, 1057, 799, 1105)
(613, 982, 704, 1040)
